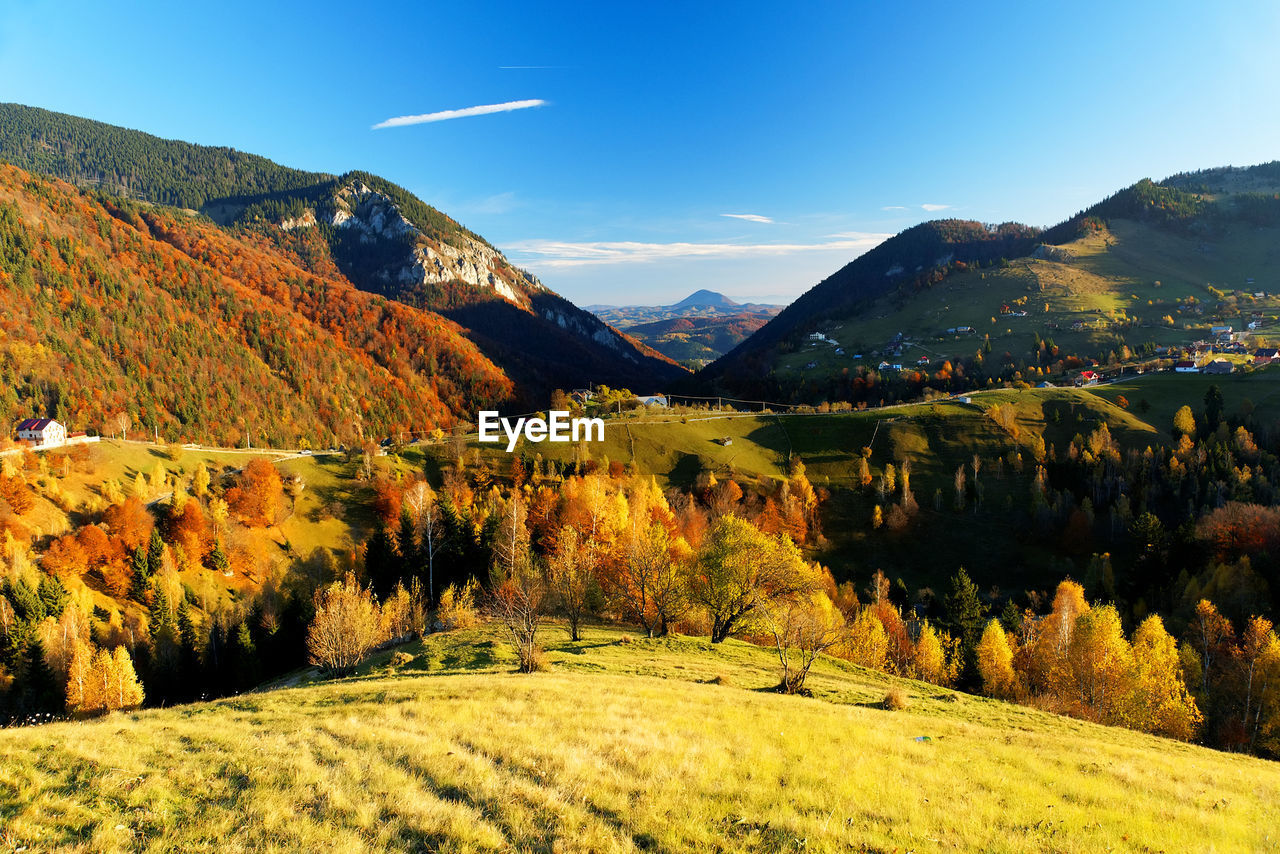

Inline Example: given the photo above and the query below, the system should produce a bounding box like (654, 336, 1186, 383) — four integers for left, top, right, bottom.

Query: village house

(1204, 360, 1235, 375)
(15, 418, 67, 448)
(1253, 347, 1279, 365)
(636, 394, 668, 407)
(1174, 361, 1199, 374)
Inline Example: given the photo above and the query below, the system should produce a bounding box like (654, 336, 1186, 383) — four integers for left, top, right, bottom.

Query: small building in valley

(1174, 361, 1199, 374)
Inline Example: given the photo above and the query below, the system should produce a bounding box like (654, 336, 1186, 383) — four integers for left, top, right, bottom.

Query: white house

(16, 418, 66, 447)
(636, 394, 668, 407)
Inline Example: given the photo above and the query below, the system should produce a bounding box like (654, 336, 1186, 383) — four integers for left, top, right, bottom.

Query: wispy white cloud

(720, 213, 774, 224)
(882, 203, 952, 213)
(505, 233, 890, 269)
(373, 99, 547, 129)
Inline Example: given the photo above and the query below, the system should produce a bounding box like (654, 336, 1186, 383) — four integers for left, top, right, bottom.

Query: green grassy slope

(778, 219, 1280, 383)
(2, 624, 1277, 852)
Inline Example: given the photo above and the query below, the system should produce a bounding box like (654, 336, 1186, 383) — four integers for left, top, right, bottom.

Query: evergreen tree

(207, 540, 231, 576)
(129, 544, 151, 600)
(397, 507, 418, 581)
(942, 567, 986, 685)
(364, 525, 399, 598)
(147, 529, 165, 577)
(36, 575, 68, 619)
(1204, 384, 1224, 431)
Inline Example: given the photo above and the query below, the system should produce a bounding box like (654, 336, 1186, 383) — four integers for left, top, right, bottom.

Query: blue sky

(2, 1, 1278, 305)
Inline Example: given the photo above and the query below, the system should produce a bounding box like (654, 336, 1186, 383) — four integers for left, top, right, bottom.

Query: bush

(307, 574, 381, 676)
(521, 645, 550, 672)
(437, 579, 481, 630)
(389, 651, 414, 667)
(882, 687, 910, 711)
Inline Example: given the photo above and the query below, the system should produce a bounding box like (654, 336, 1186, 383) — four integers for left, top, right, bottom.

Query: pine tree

(943, 567, 985, 684)
(129, 544, 151, 600)
(207, 540, 230, 576)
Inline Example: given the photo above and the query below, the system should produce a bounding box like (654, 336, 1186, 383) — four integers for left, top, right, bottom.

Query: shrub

(389, 651, 414, 667)
(523, 646, 550, 672)
(437, 578, 481, 630)
(882, 687, 910, 711)
(307, 574, 381, 676)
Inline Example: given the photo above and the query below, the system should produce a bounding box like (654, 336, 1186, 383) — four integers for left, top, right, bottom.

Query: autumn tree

(1130, 615, 1202, 740)
(1173, 404, 1196, 438)
(487, 494, 546, 672)
(976, 619, 1018, 699)
(689, 515, 815, 643)
(547, 526, 598, 641)
(307, 574, 382, 676)
(843, 608, 889, 669)
(764, 589, 845, 694)
(226, 458, 283, 527)
(613, 520, 689, 637)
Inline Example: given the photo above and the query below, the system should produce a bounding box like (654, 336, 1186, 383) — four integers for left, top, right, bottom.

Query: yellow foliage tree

(912, 621, 949, 685)
(976, 619, 1018, 699)
(842, 608, 888, 670)
(764, 590, 846, 694)
(1066, 605, 1134, 724)
(65, 640, 144, 715)
(1130, 615, 1202, 740)
(690, 515, 816, 643)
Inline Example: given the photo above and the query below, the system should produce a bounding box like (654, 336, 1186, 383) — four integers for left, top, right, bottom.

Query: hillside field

(0, 623, 1276, 852)
(774, 220, 1280, 382)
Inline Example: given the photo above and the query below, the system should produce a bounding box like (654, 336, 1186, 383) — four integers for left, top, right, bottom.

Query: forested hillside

(0, 103, 685, 397)
(0, 165, 512, 447)
(697, 164, 1280, 405)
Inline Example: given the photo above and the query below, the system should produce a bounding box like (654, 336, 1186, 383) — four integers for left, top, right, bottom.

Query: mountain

(589, 290, 782, 367)
(0, 103, 685, 400)
(0, 164, 511, 446)
(697, 163, 1280, 404)
(671, 288, 739, 309)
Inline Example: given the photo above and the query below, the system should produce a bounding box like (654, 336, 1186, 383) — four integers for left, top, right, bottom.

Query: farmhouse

(1253, 348, 1279, 365)
(1076, 370, 1101, 386)
(1174, 361, 1198, 373)
(15, 418, 66, 448)
(1204, 360, 1235, 375)
(636, 394, 668, 407)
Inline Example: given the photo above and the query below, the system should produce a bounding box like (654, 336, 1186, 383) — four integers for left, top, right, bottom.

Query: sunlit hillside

(1, 624, 1276, 852)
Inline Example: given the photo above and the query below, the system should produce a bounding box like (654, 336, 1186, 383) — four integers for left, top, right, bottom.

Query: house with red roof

(15, 418, 66, 448)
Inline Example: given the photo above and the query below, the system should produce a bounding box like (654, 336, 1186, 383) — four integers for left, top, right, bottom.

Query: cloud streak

(920, 203, 950, 212)
(720, 213, 774, 223)
(373, 99, 546, 129)
(505, 233, 890, 269)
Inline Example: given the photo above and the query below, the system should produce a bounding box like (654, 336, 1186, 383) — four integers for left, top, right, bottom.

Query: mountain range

(589, 290, 782, 367)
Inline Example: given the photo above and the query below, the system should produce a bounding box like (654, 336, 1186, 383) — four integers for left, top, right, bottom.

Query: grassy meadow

(1, 623, 1277, 852)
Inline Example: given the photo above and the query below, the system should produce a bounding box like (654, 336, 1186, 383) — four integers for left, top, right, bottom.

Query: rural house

(15, 418, 67, 448)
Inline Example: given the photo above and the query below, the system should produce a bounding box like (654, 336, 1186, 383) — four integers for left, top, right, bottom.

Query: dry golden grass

(1, 625, 1278, 852)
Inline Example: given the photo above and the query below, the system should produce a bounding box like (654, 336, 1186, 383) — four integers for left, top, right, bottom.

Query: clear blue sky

(2, 1, 1278, 305)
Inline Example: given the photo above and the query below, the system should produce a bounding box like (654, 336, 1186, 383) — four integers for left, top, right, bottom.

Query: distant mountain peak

(672, 289, 738, 308)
